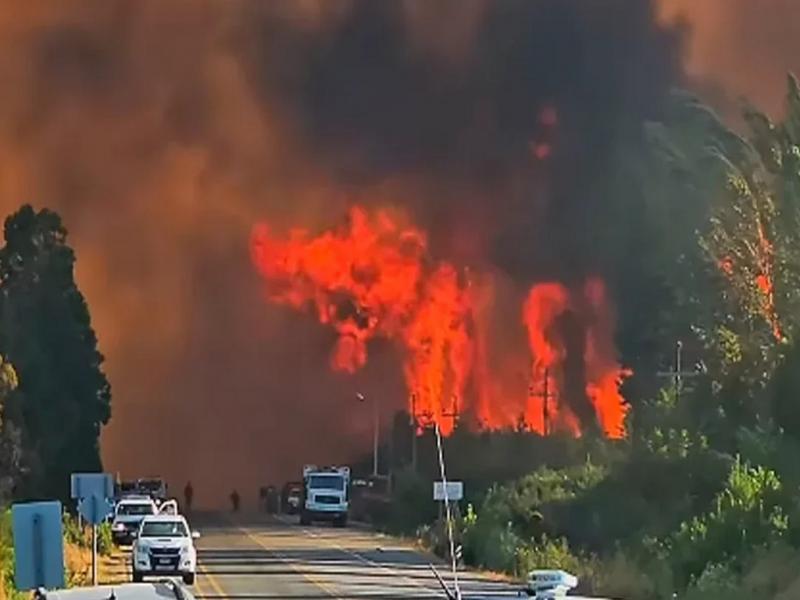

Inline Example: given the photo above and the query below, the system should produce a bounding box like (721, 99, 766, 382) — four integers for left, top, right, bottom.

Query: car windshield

(308, 475, 344, 491)
(138, 480, 163, 492)
(117, 503, 155, 516)
(140, 520, 188, 538)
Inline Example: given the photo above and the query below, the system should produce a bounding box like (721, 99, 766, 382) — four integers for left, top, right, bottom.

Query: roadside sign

(71, 472, 115, 585)
(433, 481, 464, 502)
(12, 501, 64, 590)
(70, 472, 113, 500)
(78, 494, 114, 525)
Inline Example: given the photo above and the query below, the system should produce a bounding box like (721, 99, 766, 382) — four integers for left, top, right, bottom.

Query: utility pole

(656, 340, 706, 402)
(410, 393, 417, 472)
(357, 392, 379, 477)
(529, 367, 556, 435)
(441, 395, 459, 432)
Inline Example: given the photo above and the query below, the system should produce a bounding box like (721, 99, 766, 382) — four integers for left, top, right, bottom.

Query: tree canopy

(0, 205, 110, 500)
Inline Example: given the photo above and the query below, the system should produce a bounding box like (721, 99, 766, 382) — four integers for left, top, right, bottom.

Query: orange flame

(251, 205, 630, 437)
(755, 220, 782, 340)
(522, 280, 630, 438)
(715, 221, 781, 341)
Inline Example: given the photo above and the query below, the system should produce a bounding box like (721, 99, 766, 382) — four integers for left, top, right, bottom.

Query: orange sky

(657, 0, 800, 116)
(0, 1, 797, 507)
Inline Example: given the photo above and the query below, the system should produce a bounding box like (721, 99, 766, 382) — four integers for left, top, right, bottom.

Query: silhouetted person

(230, 490, 240, 512)
(184, 481, 194, 512)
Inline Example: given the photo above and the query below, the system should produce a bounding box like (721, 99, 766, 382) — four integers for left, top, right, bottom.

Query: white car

(131, 515, 200, 585)
(34, 581, 195, 600)
(112, 496, 158, 544)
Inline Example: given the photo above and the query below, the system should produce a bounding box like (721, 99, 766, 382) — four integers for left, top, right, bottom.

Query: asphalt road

(190, 512, 521, 599)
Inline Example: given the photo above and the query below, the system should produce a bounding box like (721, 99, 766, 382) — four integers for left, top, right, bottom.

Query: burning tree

(647, 75, 800, 424)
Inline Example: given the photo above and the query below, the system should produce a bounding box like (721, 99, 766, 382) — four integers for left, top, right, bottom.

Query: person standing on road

(230, 489, 240, 512)
(184, 481, 194, 512)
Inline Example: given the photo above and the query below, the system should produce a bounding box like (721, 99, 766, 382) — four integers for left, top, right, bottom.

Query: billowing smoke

(0, 1, 794, 506)
(656, 0, 800, 116)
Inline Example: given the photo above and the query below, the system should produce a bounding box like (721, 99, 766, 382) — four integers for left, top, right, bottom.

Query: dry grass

(99, 549, 129, 585)
(65, 543, 129, 587)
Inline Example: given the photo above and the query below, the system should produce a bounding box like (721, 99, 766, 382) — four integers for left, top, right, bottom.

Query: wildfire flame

(522, 279, 630, 438)
(716, 220, 782, 341)
(250, 205, 629, 437)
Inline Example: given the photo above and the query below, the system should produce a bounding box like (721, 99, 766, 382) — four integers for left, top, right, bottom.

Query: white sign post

(433, 481, 464, 502)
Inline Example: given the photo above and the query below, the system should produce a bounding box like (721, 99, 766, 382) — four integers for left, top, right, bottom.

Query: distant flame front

(250, 206, 629, 437)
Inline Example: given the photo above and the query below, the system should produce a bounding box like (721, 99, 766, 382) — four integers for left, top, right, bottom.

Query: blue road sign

(12, 501, 64, 591)
(70, 472, 113, 500)
(78, 494, 114, 525)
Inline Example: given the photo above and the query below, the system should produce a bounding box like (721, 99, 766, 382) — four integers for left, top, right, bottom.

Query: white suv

(112, 496, 158, 545)
(132, 515, 199, 585)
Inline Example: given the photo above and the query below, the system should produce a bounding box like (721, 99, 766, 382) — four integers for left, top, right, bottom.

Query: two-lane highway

(192, 513, 518, 599)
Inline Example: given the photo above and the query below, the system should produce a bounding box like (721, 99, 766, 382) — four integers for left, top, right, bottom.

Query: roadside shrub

(682, 562, 745, 600)
(515, 535, 591, 579)
(668, 458, 789, 586)
(62, 513, 92, 549)
(381, 468, 436, 534)
(592, 551, 661, 600)
(96, 523, 113, 556)
(0, 510, 14, 599)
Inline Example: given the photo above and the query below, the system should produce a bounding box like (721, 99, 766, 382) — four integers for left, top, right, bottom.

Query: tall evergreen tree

(0, 205, 110, 500)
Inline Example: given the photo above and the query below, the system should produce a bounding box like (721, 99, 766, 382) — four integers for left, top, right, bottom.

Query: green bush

(668, 458, 789, 586)
(682, 562, 746, 600)
(380, 468, 437, 534)
(592, 551, 662, 600)
(515, 535, 592, 579)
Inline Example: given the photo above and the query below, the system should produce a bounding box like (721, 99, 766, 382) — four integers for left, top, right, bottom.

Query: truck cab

(300, 465, 350, 527)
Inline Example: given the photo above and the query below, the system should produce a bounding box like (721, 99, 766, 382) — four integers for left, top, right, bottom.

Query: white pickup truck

(131, 515, 200, 585)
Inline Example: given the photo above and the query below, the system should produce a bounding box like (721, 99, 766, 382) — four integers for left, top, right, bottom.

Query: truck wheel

(300, 512, 311, 525)
(183, 573, 195, 586)
(132, 570, 144, 583)
(334, 515, 347, 528)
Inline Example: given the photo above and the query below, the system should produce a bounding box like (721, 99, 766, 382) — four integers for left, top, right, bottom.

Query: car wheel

(183, 573, 195, 586)
(132, 571, 144, 583)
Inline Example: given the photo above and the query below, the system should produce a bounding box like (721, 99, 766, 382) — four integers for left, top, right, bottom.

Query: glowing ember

(539, 106, 559, 127)
(250, 205, 630, 437)
(531, 142, 552, 160)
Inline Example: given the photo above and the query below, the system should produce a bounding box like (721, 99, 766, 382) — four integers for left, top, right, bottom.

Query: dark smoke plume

(0, 1, 794, 505)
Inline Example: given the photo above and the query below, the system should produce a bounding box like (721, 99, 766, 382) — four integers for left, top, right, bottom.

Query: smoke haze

(0, 1, 795, 506)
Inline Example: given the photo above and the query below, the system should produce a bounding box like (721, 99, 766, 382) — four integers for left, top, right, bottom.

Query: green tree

(0, 205, 111, 500)
(0, 355, 19, 503)
(645, 75, 800, 431)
